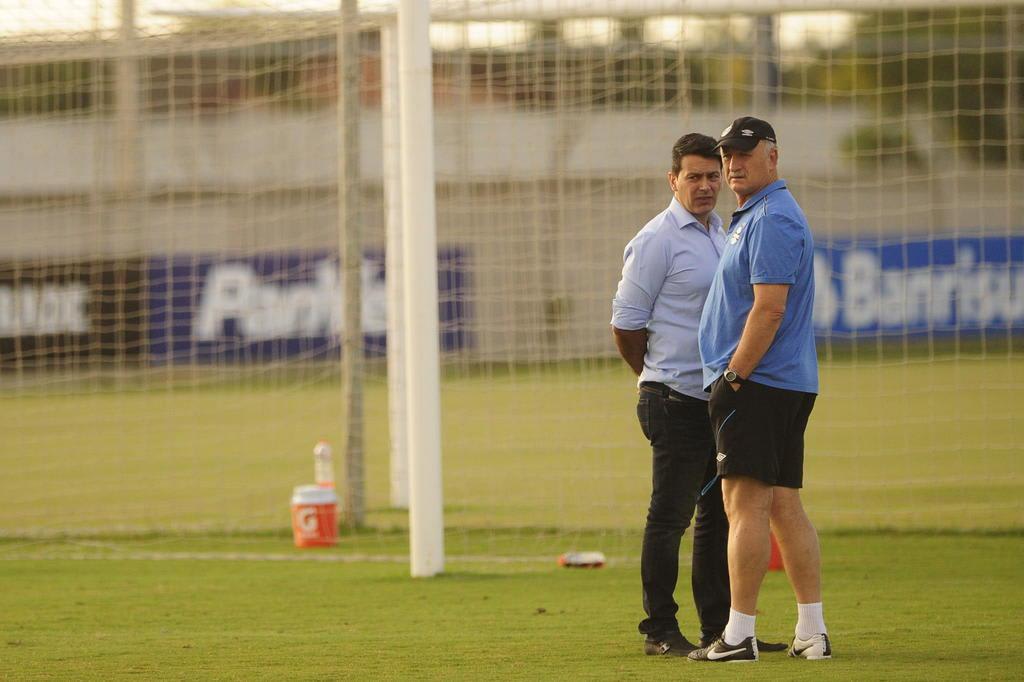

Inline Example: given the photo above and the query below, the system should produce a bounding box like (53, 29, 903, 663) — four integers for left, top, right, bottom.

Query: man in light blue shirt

(689, 116, 831, 664)
(612, 133, 785, 657)
(612, 145, 726, 404)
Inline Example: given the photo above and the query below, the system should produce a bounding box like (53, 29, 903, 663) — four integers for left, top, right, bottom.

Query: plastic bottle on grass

(557, 551, 606, 568)
(313, 440, 335, 488)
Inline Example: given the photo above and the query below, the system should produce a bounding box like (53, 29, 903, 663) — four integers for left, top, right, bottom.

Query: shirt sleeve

(611, 229, 669, 330)
(747, 212, 805, 285)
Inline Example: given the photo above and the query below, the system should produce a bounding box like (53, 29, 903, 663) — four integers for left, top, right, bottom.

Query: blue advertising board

(147, 249, 469, 363)
(813, 236, 1024, 337)
(142, 236, 1023, 364)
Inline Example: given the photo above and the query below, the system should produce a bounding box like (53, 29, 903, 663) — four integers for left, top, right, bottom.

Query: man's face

(721, 140, 778, 202)
(669, 155, 722, 221)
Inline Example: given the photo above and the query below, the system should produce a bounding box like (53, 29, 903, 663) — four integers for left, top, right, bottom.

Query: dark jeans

(636, 384, 730, 642)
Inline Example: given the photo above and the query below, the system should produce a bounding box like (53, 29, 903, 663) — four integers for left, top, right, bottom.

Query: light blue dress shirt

(612, 197, 726, 401)
(698, 179, 819, 394)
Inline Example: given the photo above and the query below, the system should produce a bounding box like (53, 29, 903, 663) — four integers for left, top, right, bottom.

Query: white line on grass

(0, 549, 639, 565)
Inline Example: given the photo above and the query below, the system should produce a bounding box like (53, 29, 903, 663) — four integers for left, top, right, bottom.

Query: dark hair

(671, 133, 721, 174)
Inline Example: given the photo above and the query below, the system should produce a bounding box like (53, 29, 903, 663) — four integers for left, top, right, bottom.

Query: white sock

(795, 602, 827, 640)
(722, 608, 756, 645)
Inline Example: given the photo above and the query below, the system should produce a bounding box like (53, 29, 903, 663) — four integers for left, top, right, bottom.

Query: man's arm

(612, 326, 648, 377)
(727, 283, 789, 388)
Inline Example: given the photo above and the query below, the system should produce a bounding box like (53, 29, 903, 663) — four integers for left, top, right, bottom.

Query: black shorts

(707, 376, 816, 488)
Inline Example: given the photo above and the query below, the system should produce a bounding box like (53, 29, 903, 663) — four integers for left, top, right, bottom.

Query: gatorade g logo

(298, 507, 319, 535)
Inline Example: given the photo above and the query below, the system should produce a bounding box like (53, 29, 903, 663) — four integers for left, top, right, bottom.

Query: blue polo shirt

(698, 179, 818, 394)
(612, 198, 726, 400)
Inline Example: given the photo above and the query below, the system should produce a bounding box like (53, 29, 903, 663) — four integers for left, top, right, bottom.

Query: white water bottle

(313, 440, 335, 488)
(557, 551, 606, 568)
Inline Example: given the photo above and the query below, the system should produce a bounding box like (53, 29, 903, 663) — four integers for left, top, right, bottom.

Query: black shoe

(644, 631, 698, 657)
(687, 635, 758, 662)
(700, 634, 786, 653)
(757, 638, 788, 652)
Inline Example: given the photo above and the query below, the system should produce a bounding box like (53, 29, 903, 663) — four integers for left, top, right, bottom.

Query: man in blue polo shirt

(689, 117, 832, 663)
(612, 133, 786, 658)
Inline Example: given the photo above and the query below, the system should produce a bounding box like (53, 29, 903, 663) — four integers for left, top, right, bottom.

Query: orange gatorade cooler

(290, 485, 339, 547)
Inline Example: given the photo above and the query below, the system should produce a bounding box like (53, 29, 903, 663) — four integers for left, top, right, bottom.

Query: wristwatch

(723, 368, 746, 385)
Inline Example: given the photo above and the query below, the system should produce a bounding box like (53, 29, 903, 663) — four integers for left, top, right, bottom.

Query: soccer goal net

(0, 1, 1021, 552)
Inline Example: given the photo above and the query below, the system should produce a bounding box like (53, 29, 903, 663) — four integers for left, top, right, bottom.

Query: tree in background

(838, 7, 1023, 167)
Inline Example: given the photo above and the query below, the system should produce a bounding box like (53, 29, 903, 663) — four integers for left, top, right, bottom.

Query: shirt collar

(733, 179, 788, 215)
(669, 197, 723, 233)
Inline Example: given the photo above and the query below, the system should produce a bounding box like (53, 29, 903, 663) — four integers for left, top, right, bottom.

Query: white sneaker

(788, 633, 832, 660)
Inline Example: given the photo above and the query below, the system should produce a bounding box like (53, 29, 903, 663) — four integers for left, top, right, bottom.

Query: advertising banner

(813, 236, 1024, 337)
(0, 259, 145, 370)
(146, 249, 469, 363)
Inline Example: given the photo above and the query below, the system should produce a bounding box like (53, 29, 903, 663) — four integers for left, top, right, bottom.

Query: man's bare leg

(771, 486, 830, 657)
(770, 486, 820, 603)
(720, 475, 772, 643)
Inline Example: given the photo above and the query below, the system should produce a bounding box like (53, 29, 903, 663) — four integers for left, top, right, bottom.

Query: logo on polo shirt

(728, 225, 744, 245)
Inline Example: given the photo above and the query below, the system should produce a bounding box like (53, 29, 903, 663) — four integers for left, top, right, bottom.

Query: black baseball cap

(714, 116, 777, 152)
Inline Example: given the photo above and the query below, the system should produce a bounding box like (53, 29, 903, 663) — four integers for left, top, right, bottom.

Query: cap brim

(713, 136, 760, 152)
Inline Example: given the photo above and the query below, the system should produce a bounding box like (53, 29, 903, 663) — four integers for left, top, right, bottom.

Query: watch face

(725, 370, 736, 382)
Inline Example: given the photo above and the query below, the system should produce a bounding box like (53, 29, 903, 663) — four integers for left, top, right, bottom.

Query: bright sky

(0, 1, 856, 52)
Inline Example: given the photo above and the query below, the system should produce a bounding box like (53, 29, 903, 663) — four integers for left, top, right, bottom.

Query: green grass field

(2, 531, 1021, 679)
(1, 357, 1021, 678)
(1, 357, 1020, 536)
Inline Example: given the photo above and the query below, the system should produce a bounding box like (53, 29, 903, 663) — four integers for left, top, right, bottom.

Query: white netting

(0, 1, 1021, 543)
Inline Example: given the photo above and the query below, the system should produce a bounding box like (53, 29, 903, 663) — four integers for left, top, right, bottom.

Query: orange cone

(768, 532, 784, 571)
